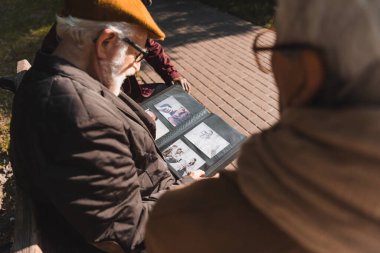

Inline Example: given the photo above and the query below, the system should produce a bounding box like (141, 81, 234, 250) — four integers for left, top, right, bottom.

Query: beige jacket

(146, 106, 380, 253)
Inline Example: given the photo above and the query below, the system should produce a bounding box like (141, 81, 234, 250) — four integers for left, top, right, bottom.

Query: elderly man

(10, 0, 203, 252)
(41, 26, 190, 102)
(40, 0, 189, 104)
(145, 1, 380, 253)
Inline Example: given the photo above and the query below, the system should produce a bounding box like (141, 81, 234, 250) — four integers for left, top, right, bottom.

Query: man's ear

(95, 28, 119, 59)
(292, 50, 325, 106)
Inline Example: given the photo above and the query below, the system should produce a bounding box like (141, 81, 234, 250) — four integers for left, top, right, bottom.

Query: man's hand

(173, 77, 190, 93)
(145, 109, 157, 121)
(187, 169, 205, 180)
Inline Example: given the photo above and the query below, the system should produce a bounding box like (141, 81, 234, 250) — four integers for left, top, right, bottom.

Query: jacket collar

(33, 50, 103, 93)
(32, 51, 157, 137)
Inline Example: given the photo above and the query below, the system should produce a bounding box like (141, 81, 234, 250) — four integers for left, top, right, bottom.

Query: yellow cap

(61, 0, 165, 40)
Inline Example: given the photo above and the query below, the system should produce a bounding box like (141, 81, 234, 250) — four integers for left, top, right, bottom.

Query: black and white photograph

(162, 139, 205, 177)
(154, 96, 191, 126)
(185, 122, 230, 158)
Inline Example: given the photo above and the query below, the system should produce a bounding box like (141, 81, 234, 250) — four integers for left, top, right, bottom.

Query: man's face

(272, 50, 304, 112)
(272, 49, 324, 112)
(99, 27, 148, 95)
(122, 30, 148, 77)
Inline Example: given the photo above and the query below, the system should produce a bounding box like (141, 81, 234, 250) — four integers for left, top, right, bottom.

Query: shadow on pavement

(150, 0, 258, 47)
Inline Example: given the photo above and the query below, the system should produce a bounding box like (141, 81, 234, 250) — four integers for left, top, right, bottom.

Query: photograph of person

(154, 96, 191, 126)
(162, 140, 205, 177)
(185, 122, 230, 158)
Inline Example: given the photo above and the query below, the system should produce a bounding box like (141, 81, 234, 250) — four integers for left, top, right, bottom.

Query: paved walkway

(140, 0, 279, 167)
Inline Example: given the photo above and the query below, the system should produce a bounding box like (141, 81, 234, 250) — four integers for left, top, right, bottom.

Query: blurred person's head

(54, 0, 164, 96)
(266, 0, 380, 111)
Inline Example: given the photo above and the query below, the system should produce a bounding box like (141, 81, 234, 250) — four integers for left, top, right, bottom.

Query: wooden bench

(0, 59, 42, 253)
(4, 60, 125, 253)
(12, 187, 42, 253)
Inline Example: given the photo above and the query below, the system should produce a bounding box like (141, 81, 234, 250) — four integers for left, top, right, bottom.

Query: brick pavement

(140, 0, 279, 168)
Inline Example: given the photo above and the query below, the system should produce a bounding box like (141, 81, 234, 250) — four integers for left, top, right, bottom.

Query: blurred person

(145, 1, 380, 253)
(123, 38, 190, 102)
(10, 0, 203, 252)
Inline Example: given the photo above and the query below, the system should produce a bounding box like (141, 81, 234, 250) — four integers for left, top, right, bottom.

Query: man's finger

(180, 79, 190, 93)
(173, 78, 190, 93)
(145, 110, 157, 121)
(187, 169, 205, 180)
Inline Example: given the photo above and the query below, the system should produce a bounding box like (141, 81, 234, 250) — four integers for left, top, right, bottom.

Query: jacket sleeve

(145, 39, 181, 84)
(42, 111, 157, 252)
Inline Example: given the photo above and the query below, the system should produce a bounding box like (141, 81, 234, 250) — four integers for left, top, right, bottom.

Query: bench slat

(11, 187, 42, 253)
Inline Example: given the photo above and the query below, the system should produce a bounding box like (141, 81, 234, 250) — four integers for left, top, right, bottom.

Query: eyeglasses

(92, 35, 149, 63)
(253, 29, 322, 73)
(122, 37, 149, 63)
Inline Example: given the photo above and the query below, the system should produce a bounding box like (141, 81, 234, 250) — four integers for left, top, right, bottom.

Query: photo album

(142, 85, 247, 178)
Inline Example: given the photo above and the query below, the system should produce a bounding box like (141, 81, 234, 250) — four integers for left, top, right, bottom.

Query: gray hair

(56, 15, 136, 48)
(276, 0, 380, 103)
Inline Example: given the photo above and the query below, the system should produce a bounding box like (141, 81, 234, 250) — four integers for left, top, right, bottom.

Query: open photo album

(142, 85, 247, 178)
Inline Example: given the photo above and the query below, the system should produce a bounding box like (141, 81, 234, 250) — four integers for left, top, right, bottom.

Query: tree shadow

(150, 0, 260, 48)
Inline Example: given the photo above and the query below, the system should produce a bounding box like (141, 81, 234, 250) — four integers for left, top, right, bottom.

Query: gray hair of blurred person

(276, 0, 380, 105)
(56, 15, 135, 49)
